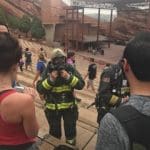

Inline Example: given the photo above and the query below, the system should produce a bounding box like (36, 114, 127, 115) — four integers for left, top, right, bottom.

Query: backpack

(110, 105, 150, 150)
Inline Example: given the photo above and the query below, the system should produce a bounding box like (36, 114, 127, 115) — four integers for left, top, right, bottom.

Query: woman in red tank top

(0, 32, 39, 150)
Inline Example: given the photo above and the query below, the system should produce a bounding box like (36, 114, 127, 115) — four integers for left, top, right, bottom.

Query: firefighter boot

(66, 138, 76, 146)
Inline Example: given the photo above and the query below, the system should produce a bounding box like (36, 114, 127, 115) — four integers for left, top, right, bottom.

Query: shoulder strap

(0, 89, 16, 103)
(110, 105, 150, 150)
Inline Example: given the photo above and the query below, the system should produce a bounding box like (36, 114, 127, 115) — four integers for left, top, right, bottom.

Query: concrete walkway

(76, 43, 125, 64)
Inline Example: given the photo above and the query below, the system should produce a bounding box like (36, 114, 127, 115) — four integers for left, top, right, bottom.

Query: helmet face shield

(52, 56, 66, 65)
(50, 49, 66, 72)
(51, 48, 66, 59)
(49, 56, 66, 73)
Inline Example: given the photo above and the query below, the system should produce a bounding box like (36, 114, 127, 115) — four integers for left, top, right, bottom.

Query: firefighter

(95, 62, 130, 124)
(36, 48, 85, 146)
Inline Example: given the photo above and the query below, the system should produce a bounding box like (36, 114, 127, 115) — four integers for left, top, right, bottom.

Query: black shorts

(0, 142, 39, 150)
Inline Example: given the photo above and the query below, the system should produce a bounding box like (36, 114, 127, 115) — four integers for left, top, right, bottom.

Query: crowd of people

(0, 24, 150, 150)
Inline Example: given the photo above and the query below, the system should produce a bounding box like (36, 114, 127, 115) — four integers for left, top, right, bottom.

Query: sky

(62, 0, 149, 14)
(62, 0, 117, 15)
(62, 0, 71, 5)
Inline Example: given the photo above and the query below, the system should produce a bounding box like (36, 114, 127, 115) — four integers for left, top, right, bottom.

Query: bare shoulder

(0, 92, 35, 123)
(11, 87, 37, 108)
(16, 92, 34, 105)
(3, 92, 34, 110)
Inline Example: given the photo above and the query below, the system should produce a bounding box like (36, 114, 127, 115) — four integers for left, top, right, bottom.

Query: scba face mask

(52, 56, 66, 66)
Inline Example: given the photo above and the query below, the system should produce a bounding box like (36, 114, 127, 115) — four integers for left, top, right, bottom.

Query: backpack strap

(110, 105, 150, 150)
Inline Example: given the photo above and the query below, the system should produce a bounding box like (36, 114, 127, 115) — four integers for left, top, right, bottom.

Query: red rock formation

(112, 10, 150, 40)
(41, 0, 67, 24)
(0, 0, 41, 18)
(0, 0, 25, 18)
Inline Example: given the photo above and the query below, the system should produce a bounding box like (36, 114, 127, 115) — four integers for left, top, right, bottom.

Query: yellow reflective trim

(70, 77, 77, 86)
(46, 101, 77, 110)
(121, 87, 130, 94)
(46, 103, 56, 110)
(52, 85, 71, 92)
(109, 95, 119, 105)
(42, 79, 52, 90)
(70, 76, 79, 87)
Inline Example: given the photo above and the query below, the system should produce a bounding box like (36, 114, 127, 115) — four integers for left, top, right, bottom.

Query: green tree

(30, 17, 45, 39)
(0, 7, 7, 25)
(19, 15, 31, 36)
(7, 14, 19, 29)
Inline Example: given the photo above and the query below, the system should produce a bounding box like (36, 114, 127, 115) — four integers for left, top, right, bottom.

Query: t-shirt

(25, 51, 32, 63)
(88, 63, 97, 80)
(36, 60, 46, 74)
(19, 59, 24, 66)
(96, 95, 150, 150)
(67, 58, 75, 68)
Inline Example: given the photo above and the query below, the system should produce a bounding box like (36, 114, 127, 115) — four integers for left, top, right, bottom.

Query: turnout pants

(45, 106, 78, 141)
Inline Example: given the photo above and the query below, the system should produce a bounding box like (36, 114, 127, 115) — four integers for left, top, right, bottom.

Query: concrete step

(18, 69, 98, 98)
(38, 134, 78, 150)
(18, 70, 35, 80)
(76, 90, 95, 101)
(18, 75, 33, 87)
(38, 141, 54, 150)
(19, 69, 100, 91)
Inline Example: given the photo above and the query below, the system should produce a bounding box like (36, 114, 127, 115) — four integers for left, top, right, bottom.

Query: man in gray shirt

(96, 32, 150, 150)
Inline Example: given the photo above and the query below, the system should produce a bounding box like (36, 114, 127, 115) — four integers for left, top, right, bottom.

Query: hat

(51, 48, 66, 59)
